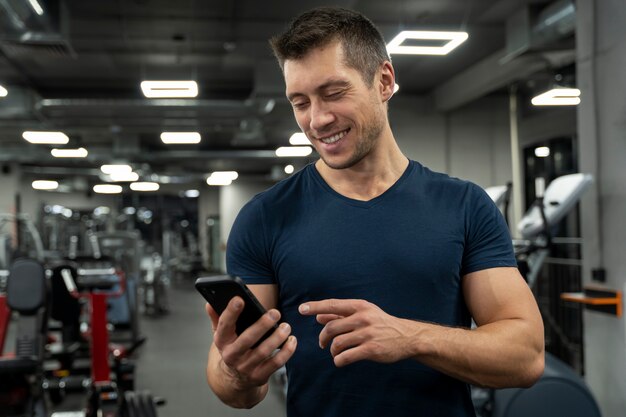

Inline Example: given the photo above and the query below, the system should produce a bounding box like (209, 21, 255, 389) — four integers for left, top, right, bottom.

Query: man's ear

(379, 61, 395, 102)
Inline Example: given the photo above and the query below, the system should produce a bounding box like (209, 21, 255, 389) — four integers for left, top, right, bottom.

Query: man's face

(283, 40, 387, 170)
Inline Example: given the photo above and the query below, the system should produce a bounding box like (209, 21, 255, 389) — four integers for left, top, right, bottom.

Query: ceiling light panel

(101, 164, 132, 174)
(130, 182, 160, 191)
(275, 146, 313, 157)
(109, 172, 139, 182)
(22, 131, 69, 144)
(141, 81, 198, 98)
(160, 132, 201, 144)
(289, 133, 311, 145)
(93, 184, 123, 194)
(51, 147, 88, 158)
(531, 88, 581, 106)
(387, 31, 469, 55)
(206, 171, 239, 186)
(32, 180, 58, 190)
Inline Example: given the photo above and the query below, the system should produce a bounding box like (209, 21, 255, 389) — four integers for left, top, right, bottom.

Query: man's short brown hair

(269, 7, 390, 86)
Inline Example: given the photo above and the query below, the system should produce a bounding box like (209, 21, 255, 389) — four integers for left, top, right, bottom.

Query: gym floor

(134, 280, 287, 417)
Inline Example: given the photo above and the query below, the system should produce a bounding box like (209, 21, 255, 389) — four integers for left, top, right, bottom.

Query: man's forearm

(407, 318, 544, 388)
(206, 344, 268, 409)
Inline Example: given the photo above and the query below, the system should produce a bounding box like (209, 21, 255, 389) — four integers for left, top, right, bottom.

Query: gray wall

(391, 95, 512, 189)
(577, 1, 626, 416)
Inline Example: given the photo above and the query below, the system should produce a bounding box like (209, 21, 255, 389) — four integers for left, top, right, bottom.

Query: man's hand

(299, 299, 416, 367)
(207, 296, 297, 389)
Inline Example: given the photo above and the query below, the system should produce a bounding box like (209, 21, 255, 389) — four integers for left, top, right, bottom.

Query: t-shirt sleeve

(226, 197, 276, 285)
(461, 184, 517, 275)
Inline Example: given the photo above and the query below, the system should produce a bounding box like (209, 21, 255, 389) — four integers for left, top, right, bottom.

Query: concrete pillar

(219, 179, 274, 273)
(0, 164, 20, 215)
(577, 1, 626, 416)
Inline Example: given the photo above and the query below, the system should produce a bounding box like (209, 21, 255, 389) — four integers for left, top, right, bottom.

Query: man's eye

(293, 102, 308, 110)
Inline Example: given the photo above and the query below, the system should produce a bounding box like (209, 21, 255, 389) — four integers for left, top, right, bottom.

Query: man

(205, 7, 544, 416)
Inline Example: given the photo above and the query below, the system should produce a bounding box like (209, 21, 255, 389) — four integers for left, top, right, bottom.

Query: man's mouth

(319, 129, 349, 145)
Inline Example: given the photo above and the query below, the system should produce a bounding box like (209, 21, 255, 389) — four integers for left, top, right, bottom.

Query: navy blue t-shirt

(227, 160, 516, 417)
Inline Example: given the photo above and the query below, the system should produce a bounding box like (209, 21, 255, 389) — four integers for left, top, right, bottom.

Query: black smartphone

(195, 275, 278, 346)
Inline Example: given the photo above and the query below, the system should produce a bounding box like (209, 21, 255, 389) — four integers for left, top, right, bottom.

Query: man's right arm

(205, 284, 297, 409)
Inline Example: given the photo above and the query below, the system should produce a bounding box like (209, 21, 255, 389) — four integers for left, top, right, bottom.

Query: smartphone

(195, 275, 278, 346)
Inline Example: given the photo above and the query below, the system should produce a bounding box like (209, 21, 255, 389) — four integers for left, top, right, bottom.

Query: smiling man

(204, 7, 544, 417)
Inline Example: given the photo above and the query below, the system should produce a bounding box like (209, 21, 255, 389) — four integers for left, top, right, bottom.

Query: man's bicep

(462, 267, 541, 326)
(248, 284, 279, 311)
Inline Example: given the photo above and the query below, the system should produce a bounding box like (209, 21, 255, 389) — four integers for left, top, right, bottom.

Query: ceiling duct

(0, 0, 76, 58)
(503, 0, 575, 62)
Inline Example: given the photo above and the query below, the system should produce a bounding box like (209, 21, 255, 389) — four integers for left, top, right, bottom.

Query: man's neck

(315, 140, 409, 202)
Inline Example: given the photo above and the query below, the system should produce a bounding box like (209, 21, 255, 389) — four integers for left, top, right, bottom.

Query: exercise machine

(484, 182, 512, 226)
(0, 259, 49, 417)
(47, 264, 160, 417)
(476, 173, 600, 417)
(514, 173, 593, 288)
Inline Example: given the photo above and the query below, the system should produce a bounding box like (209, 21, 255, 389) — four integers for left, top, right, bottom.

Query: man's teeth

(320, 130, 347, 144)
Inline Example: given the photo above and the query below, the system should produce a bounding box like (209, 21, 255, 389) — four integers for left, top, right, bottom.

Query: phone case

(195, 275, 277, 345)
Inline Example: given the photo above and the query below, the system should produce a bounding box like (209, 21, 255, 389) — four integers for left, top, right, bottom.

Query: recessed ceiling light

(93, 184, 123, 194)
(275, 146, 313, 157)
(386, 31, 469, 55)
(284, 165, 295, 174)
(140, 81, 198, 98)
(184, 189, 200, 198)
(206, 171, 239, 186)
(130, 182, 160, 191)
(51, 147, 88, 158)
(109, 172, 139, 182)
(393, 83, 400, 94)
(531, 88, 581, 106)
(289, 133, 311, 145)
(535, 147, 550, 158)
(160, 132, 201, 144)
(27, 0, 44, 15)
(32, 180, 58, 190)
(0, 85, 7, 97)
(22, 131, 69, 144)
(101, 164, 132, 174)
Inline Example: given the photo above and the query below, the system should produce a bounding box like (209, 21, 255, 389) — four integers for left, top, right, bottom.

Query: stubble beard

(320, 106, 385, 171)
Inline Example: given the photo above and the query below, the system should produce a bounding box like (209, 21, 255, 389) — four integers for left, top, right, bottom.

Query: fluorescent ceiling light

(51, 147, 88, 158)
(130, 182, 160, 192)
(531, 88, 581, 106)
(275, 146, 313, 157)
(109, 171, 139, 182)
(207, 177, 233, 186)
(206, 171, 239, 186)
(93, 184, 123, 194)
(284, 165, 295, 174)
(208, 171, 238, 181)
(386, 31, 469, 55)
(535, 147, 550, 158)
(160, 132, 201, 144)
(32, 180, 58, 190)
(27, 0, 44, 15)
(289, 133, 311, 145)
(141, 81, 198, 98)
(101, 164, 132, 174)
(22, 131, 69, 144)
(184, 189, 200, 198)
(0, 85, 7, 97)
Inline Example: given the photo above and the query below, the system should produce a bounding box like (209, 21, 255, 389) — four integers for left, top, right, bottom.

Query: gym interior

(0, 1, 624, 417)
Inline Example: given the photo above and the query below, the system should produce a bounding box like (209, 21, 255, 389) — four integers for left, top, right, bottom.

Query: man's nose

(309, 100, 335, 132)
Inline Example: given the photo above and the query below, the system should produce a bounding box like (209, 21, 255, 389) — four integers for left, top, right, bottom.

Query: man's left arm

(300, 266, 544, 388)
